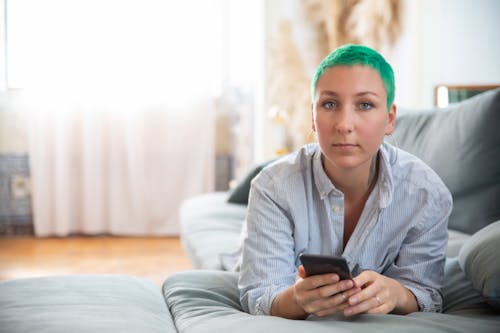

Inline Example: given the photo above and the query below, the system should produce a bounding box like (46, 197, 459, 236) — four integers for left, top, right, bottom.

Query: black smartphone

(299, 254, 352, 280)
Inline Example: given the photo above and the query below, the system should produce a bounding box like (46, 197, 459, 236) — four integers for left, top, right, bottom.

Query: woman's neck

(323, 154, 379, 200)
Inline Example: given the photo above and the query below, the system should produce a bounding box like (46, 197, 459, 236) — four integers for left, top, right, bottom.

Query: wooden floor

(0, 236, 193, 287)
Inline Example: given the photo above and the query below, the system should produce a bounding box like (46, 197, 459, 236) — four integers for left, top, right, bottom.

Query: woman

(237, 44, 452, 319)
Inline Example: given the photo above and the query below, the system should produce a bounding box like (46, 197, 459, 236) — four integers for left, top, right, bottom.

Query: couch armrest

(179, 192, 247, 269)
(0, 275, 176, 333)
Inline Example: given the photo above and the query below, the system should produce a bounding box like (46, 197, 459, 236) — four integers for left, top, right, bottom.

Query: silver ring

(375, 295, 382, 305)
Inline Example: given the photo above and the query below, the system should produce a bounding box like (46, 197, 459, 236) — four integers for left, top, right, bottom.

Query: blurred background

(1, 0, 499, 237)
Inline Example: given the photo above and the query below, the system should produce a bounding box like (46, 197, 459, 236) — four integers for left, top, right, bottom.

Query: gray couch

(174, 89, 500, 332)
(1, 90, 499, 333)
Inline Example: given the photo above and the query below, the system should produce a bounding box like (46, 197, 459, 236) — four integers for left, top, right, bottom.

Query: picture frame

(435, 84, 500, 108)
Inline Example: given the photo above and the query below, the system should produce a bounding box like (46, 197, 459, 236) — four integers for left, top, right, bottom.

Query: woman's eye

(322, 101, 337, 109)
(359, 102, 373, 110)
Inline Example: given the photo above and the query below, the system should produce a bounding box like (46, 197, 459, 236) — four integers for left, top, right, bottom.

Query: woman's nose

(335, 109, 354, 134)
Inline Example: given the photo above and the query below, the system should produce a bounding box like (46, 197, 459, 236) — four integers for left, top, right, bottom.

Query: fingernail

(342, 281, 352, 289)
(344, 308, 352, 316)
(350, 296, 357, 304)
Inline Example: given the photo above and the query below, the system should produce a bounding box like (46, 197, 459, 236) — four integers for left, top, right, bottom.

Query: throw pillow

(227, 159, 275, 205)
(442, 257, 492, 313)
(458, 221, 500, 309)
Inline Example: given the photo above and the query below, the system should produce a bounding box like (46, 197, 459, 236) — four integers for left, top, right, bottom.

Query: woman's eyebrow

(319, 91, 339, 97)
(356, 91, 379, 97)
(319, 91, 380, 97)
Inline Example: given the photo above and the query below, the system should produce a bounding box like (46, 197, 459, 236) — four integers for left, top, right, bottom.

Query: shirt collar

(377, 143, 394, 208)
(312, 146, 342, 199)
(312, 143, 395, 208)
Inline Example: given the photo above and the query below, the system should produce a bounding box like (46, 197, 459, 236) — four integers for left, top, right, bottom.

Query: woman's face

(312, 65, 396, 175)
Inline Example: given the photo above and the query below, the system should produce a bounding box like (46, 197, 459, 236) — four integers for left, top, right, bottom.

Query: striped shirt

(237, 142, 452, 315)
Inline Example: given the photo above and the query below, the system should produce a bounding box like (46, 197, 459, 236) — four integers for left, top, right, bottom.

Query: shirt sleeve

(384, 186, 453, 312)
(238, 170, 297, 315)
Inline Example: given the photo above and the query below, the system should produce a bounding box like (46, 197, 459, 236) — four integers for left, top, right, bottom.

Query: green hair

(311, 44, 395, 109)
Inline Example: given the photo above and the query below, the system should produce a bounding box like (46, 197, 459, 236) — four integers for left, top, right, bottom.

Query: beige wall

(391, 0, 500, 109)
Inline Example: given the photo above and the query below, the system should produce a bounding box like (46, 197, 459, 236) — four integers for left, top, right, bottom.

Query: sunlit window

(5, 0, 261, 103)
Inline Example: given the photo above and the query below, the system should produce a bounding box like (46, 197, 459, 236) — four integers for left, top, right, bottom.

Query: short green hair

(311, 44, 395, 109)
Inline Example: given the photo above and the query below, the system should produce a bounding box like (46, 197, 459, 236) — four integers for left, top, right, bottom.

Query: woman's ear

(385, 104, 397, 135)
(311, 103, 316, 132)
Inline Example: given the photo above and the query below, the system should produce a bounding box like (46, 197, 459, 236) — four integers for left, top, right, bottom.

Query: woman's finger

(344, 295, 382, 316)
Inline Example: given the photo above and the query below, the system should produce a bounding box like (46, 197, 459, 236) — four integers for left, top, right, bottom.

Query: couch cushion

(163, 270, 500, 333)
(0, 274, 176, 333)
(458, 221, 500, 309)
(393, 89, 500, 234)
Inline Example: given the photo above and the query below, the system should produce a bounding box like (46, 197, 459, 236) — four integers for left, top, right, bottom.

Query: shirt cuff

(403, 282, 443, 312)
(254, 285, 286, 315)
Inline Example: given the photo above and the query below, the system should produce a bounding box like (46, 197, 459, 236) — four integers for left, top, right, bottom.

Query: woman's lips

(331, 143, 358, 151)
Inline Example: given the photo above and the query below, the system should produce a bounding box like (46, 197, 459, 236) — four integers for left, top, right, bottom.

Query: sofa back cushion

(392, 89, 500, 234)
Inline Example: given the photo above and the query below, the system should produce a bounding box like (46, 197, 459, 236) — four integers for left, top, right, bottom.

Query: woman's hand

(271, 265, 360, 318)
(343, 270, 419, 316)
(294, 265, 361, 317)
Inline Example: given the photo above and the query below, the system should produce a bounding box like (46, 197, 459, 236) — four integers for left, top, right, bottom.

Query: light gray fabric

(179, 192, 246, 269)
(162, 269, 500, 333)
(393, 89, 500, 234)
(0, 275, 176, 333)
(458, 221, 500, 308)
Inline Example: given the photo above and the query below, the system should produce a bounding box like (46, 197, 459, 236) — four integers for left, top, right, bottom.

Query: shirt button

(332, 206, 340, 213)
(320, 191, 326, 197)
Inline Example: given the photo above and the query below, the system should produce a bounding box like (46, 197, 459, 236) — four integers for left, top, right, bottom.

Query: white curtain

(11, 0, 222, 236)
(28, 99, 214, 236)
